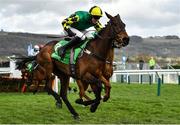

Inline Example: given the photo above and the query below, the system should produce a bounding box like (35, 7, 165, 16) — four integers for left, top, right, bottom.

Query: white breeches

(63, 27, 95, 40)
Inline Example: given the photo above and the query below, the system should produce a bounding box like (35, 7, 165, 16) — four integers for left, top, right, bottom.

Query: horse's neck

(106, 48, 114, 62)
(89, 24, 113, 58)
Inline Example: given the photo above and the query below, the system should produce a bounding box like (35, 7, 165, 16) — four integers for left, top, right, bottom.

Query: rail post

(140, 74, 143, 84)
(53, 76, 59, 93)
(149, 74, 152, 85)
(121, 75, 124, 83)
(157, 77, 161, 96)
(161, 74, 164, 84)
(156, 72, 161, 96)
(128, 75, 130, 84)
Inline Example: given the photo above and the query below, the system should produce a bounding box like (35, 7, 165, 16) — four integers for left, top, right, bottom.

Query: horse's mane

(93, 21, 110, 40)
(44, 40, 59, 47)
(86, 21, 110, 48)
(16, 56, 36, 70)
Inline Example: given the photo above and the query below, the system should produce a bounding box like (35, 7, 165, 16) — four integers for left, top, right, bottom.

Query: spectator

(139, 58, 144, 70)
(148, 57, 156, 69)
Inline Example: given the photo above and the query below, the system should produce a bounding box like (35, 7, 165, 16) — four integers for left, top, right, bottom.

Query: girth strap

(70, 48, 77, 78)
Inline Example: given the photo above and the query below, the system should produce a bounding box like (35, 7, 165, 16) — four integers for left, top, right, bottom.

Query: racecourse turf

(0, 83, 180, 124)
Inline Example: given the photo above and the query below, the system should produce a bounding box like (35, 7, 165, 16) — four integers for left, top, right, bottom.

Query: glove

(66, 28, 76, 37)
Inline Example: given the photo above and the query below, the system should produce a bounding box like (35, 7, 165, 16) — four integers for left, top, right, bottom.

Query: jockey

(58, 6, 103, 58)
(26, 45, 40, 72)
(33, 45, 40, 56)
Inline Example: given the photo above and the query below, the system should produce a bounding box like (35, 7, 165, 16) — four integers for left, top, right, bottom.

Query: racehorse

(18, 12, 129, 119)
(16, 58, 51, 94)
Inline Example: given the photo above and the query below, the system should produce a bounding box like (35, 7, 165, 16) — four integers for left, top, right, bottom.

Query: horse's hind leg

(38, 52, 62, 108)
(59, 75, 79, 119)
(45, 75, 62, 108)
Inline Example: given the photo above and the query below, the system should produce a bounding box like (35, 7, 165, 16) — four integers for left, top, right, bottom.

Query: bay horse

(19, 12, 129, 119)
(16, 58, 53, 94)
(38, 12, 129, 119)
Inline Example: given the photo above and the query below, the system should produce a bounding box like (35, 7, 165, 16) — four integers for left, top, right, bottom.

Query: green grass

(1, 83, 180, 124)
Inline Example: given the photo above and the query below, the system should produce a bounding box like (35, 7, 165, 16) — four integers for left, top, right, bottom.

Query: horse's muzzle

(122, 37, 129, 47)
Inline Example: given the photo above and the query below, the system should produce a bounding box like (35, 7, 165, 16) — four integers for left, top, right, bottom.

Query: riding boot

(31, 60, 38, 69)
(58, 36, 82, 58)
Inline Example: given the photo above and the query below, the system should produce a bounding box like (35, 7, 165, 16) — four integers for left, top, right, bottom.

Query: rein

(82, 22, 121, 64)
(83, 49, 111, 64)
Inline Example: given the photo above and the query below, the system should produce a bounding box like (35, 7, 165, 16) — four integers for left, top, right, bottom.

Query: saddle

(51, 38, 89, 78)
(51, 31, 97, 78)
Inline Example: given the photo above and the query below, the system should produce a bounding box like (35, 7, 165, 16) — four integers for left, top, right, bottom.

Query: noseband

(108, 21, 125, 48)
(94, 22, 125, 48)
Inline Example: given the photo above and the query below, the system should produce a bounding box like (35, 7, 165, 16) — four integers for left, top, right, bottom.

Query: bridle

(82, 18, 126, 63)
(109, 20, 126, 48)
(92, 20, 125, 48)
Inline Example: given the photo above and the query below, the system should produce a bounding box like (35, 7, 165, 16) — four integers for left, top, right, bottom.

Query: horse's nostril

(123, 37, 129, 43)
(122, 37, 129, 47)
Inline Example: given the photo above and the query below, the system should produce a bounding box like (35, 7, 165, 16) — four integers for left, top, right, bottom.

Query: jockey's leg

(31, 60, 38, 69)
(58, 27, 86, 58)
(58, 36, 81, 58)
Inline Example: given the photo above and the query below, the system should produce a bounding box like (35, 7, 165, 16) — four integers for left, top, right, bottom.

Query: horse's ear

(116, 14, 120, 18)
(105, 12, 113, 19)
(116, 14, 121, 20)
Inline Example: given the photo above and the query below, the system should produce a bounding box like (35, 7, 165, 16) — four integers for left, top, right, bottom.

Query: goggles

(92, 16, 101, 20)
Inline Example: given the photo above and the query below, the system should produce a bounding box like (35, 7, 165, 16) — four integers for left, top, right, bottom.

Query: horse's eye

(113, 22, 117, 26)
(113, 24, 117, 27)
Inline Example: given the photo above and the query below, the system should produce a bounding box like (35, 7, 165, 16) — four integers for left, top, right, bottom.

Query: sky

(0, 0, 179, 37)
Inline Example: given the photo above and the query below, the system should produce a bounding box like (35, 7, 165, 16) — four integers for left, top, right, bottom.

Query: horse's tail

(16, 56, 36, 70)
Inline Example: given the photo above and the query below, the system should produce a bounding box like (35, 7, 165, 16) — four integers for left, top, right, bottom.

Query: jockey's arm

(62, 14, 80, 31)
(94, 21, 103, 32)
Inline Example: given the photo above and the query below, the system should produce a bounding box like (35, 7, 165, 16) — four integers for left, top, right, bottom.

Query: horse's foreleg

(99, 76, 111, 102)
(76, 80, 85, 99)
(80, 76, 102, 109)
(75, 79, 88, 105)
(90, 80, 102, 112)
(75, 79, 93, 105)
(32, 80, 39, 94)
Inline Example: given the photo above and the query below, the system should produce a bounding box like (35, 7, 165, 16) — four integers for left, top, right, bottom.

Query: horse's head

(105, 12, 129, 48)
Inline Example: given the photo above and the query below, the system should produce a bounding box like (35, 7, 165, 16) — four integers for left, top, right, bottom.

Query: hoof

(103, 96, 109, 102)
(73, 115, 80, 120)
(90, 103, 98, 113)
(56, 102, 62, 108)
(33, 90, 38, 95)
(75, 98, 84, 105)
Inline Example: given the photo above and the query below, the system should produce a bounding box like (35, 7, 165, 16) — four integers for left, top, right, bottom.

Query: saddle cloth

(51, 39, 89, 64)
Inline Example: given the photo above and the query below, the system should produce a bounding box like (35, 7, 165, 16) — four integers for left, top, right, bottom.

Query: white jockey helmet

(34, 45, 40, 51)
